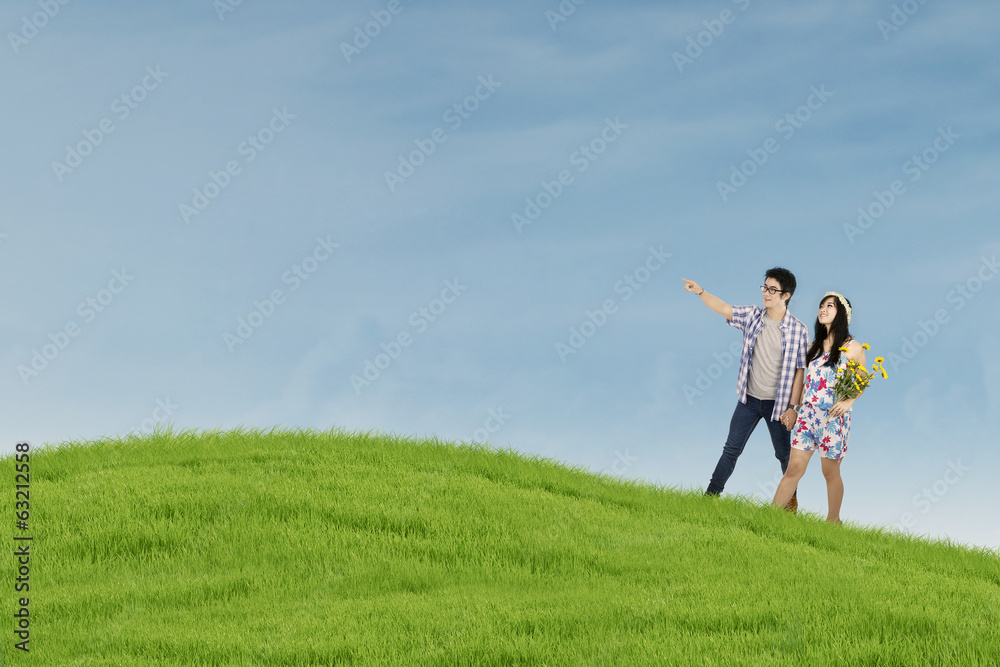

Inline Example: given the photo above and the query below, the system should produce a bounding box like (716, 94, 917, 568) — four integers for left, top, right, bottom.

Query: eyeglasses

(760, 285, 783, 295)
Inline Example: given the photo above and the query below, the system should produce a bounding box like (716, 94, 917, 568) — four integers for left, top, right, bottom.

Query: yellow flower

(881, 371, 888, 379)
(838, 346, 849, 352)
(875, 357, 884, 364)
(862, 343, 871, 350)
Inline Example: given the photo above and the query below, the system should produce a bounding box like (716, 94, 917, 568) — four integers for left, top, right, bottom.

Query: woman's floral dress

(792, 350, 851, 459)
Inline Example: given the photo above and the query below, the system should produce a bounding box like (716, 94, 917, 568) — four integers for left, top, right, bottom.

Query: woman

(772, 292, 866, 524)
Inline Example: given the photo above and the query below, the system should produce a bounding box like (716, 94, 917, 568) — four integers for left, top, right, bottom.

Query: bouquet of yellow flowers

(826, 343, 887, 424)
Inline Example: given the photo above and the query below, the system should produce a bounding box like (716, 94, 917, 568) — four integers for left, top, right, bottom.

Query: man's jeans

(706, 396, 791, 496)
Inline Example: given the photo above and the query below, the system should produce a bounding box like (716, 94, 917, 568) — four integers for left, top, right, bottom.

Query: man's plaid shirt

(727, 305, 809, 421)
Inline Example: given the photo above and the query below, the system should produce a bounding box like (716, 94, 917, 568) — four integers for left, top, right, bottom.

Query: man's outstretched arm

(682, 278, 734, 321)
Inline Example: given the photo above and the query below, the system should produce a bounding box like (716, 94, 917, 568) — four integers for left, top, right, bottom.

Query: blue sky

(2, 0, 998, 551)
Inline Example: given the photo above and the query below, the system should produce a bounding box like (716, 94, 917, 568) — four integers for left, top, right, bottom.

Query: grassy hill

(3, 427, 999, 666)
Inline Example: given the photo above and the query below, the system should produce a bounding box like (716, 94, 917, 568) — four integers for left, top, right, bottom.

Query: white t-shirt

(746, 312, 782, 400)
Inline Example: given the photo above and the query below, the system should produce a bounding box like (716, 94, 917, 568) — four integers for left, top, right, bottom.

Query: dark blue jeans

(706, 396, 793, 496)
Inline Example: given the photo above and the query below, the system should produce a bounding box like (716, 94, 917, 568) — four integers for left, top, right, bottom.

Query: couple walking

(683, 268, 869, 523)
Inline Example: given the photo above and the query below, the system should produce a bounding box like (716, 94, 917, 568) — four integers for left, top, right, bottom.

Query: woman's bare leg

(773, 448, 813, 509)
(821, 456, 844, 523)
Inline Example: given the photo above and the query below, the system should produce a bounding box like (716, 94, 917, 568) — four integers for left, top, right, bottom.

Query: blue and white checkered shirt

(727, 305, 809, 421)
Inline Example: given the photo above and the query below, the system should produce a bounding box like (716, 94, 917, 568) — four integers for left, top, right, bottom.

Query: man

(682, 268, 808, 510)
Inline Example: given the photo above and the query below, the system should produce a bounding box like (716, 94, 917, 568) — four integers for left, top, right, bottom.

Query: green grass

(3, 426, 999, 666)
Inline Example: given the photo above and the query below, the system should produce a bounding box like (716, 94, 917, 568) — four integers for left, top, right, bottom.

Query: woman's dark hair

(765, 267, 796, 306)
(806, 294, 852, 367)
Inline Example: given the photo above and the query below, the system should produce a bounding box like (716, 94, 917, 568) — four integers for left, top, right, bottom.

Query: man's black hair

(765, 267, 796, 306)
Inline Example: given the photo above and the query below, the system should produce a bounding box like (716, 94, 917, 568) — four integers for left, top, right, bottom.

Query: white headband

(824, 291, 852, 324)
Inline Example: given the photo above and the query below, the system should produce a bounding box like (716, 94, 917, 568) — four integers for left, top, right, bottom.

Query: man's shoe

(783, 493, 798, 514)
